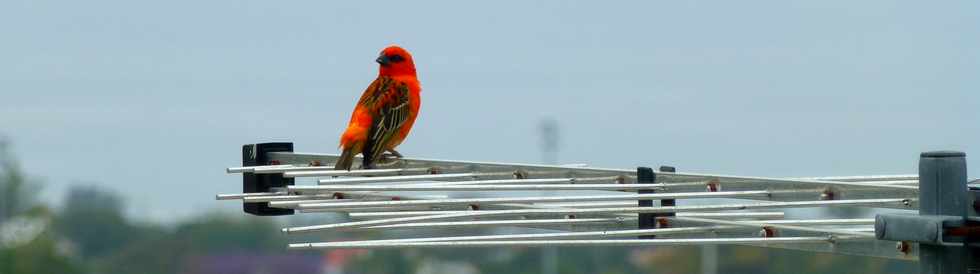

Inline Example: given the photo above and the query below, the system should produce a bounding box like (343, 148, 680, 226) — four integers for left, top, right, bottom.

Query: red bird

(335, 45, 422, 170)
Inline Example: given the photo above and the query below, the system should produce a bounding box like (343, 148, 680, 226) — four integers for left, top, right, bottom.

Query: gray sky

(1, 0, 978, 222)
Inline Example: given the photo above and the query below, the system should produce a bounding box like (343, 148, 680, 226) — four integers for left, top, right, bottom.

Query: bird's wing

(361, 76, 411, 165)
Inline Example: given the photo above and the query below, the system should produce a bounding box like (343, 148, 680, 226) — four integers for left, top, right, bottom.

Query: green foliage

(0, 138, 82, 274)
(0, 137, 40, 223)
(171, 213, 286, 253)
(90, 214, 286, 274)
(53, 185, 140, 258)
(1, 231, 84, 274)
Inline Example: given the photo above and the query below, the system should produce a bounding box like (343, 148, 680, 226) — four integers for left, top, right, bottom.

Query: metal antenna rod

(296, 190, 774, 210)
(675, 216, 875, 237)
(283, 198, 911, 233)
(298, 225, 737, 245)
(354, 217, 873, 230)
(286, 168, 431, 178)
(358, 218, 630, 230)
(289, 183, 670, 192)
(227, 165, 291, 173)
(791, 174, 918, 182)
(318, 173, 481, 184)
(216, 191, 287, 200)
(287, 236, 869, 250)
(297, 218, 877, 246)
(344, 211, 786, 219)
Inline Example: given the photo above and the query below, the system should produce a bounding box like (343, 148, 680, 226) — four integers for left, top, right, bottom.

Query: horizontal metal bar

(226, 165, 291, 173)
(287, 235, 869, 249)
(290, 178, 632, 194)
(748, 218, 874, 225)
(846, 180, 919, 185)
(290, 183, 669, 192)
(270, 200, 344, 209)
(675, 216, 875, 237)
(269, 152, 917, 191)
(268, 152, 636, 176)
(345, 211, 786, 219)
(355, 218, 871, 231)
(285, 168, 429, 178)
(283, 198, 912, 233)
(359, 218, 630, 230)
(793, 175, 918, 182)
(318, 173, 481, 184)
(297, 190, 773, 210)
(675, 212, 786, 219)
(245, 194, 336, 203)
(265, 152, 920, 209)
(430, 178, 577, 185)
(253, 165, 337, 174)
(661, 171, 918, 190)
(655, 174, 918, 209)
(304, 226, 737, 245)
(215, 191, 287, 200)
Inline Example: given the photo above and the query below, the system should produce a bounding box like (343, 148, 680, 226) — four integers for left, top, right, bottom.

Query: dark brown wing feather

(361, 77, 411, 169)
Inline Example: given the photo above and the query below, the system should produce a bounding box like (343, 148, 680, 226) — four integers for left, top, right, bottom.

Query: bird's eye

(388, 55, 405, 62)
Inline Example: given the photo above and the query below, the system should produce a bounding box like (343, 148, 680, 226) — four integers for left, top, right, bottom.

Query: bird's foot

(376, 150, 404, 166)
(383, 149, 404, 159)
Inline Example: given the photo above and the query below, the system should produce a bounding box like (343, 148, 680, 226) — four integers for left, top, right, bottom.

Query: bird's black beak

(376, 55, 391, 66)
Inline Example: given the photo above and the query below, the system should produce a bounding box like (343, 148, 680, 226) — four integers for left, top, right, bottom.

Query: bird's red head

(376, 45, 416, 77)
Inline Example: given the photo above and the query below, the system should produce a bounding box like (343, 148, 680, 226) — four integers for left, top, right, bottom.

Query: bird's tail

(334, 147, 356, 170)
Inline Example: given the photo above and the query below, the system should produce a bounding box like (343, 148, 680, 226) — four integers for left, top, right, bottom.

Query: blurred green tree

(0, 137, 83, 274)
(53, 185, 145, 258)
(91, 213, 288, 274)
(0, 137, 40, 223)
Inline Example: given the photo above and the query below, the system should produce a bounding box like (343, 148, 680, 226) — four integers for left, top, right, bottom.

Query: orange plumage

(335, 45, 421, 170)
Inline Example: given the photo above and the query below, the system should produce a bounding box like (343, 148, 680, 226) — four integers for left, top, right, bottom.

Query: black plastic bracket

(637, 166, 678, 239)
(971, 182, 980, 216)
(242, 142, 295, 216)
(970, 184, 980, 248)
(656, 166, 677, 225)
(637, 167, 656, 238)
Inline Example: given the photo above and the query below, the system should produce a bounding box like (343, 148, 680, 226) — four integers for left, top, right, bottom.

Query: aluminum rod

(793, 174, 918, 182)
(345, 211, 786, 219)
(287, 235, 869, 250)
(290, 183, 669, 192)
(296, 190, 774, 210)
(357, 218, 870, 230)
(662, 171, 919, 190)
(268, 152, 918, 191)
(271, 200, 346, 209)
(364, 218, 626, 230)
(244, 194, 337, 203)
(285, 168, 428, 178)
(413, 176, 625, 185)
(305, 226, 735, 245)
(269, 192, 452, 208)
(226, 165, 291, 173)
(675, 216, 875, 237)
(317, 173, 480, 184)
(289, 178, 617, 194)
(252, 166, 337, 174)
(269, 151, 636, 175)
(743, 218, 874, 225)
(215, 191, 287, 200)
(283, 198, 911, 233)
(359, 218, 628, 230)
(846, 180, 919, 186)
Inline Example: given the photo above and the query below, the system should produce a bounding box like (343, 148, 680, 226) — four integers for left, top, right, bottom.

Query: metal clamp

(242, 142, 296, 216)
(875, 214, 979, 246)
(873, 151, 976, 274)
